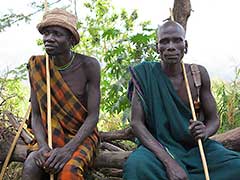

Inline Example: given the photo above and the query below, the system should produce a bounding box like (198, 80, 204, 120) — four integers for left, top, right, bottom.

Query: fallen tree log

(6, 111, 34, 145)
(100, 127, 135, 142)
(211, 127, 240, 151)
(1, 114, 240, 180)
(1, 125, 240, 167)
(2, 108, 240, 179)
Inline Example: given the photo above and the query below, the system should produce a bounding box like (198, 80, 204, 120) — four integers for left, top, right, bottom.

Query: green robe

(123, 61, 240, 180)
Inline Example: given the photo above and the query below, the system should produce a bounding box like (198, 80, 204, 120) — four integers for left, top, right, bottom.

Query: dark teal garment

(124, 61, 240, 180)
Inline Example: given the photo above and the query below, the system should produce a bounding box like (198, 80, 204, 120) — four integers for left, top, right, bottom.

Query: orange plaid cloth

(28, 55, 99, 179)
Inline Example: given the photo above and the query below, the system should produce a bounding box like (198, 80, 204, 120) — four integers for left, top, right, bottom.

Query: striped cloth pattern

(28, 55, 99, 179)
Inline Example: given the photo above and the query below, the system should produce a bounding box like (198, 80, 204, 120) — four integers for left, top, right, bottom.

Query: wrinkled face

(42, 26, 73, 55)
(157, 22, 186, 64)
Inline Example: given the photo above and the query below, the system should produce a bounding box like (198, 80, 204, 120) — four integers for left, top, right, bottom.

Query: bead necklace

(55, 52, 76, 71)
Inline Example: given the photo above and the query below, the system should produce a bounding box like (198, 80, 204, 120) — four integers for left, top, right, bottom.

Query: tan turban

(37, 8, 80, 45)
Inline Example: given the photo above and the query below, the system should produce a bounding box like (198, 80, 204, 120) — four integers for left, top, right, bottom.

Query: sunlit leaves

(102, 28, 120, 40)
(212, 67, 240, 133)
(0, 0, 62, 32)
(73, 0, 158, 121)
(0, 66, 29, 117)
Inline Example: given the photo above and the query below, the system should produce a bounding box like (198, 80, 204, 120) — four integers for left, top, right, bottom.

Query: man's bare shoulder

(185, 63, 207, 72)
(185, 63, 210, 86)
(193, 64, 211, 87)
(197, 64, 210, 79)
(75, 53, 100, 69)
(196, 64, 208, 73)
(186, 63, 209, 77)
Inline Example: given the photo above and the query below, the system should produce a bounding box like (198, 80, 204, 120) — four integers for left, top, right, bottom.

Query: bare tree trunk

(173, 0, 191, 31)
(1, 127, 240, 167)
(211, 127, 240, 151)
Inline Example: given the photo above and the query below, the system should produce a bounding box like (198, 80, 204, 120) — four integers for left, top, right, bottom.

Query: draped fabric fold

(124, 61, 240, 180)
(28, 55, 99, 179)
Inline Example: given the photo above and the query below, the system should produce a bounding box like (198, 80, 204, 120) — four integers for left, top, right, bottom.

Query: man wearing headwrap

(22, 8, 100, 180)
(123, 20, 240, 180)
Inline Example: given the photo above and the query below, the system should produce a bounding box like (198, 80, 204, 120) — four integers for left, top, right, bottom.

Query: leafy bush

(73, 0, 157, 122)
(0, 64, 29, 118)
(212, 67, 240, 133)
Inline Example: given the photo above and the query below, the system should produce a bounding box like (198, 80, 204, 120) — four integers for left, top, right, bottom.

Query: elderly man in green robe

(123, 20, 240, 180)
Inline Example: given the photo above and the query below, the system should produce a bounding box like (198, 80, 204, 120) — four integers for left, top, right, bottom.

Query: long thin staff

(46, 53, 54, 180)
(44, 1, 54, 180)
(181, 62, 210, 180)
(169, 8, 210, 180)
(44, 3, 52, 153)
(0, 104, 31, 180)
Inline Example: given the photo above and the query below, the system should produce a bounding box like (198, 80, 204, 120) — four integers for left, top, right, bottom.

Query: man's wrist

(38, 142, 49, 149)
(64, 143, 77, 154)
(164, 158, 178, 169)
(156, 151, 174, 166)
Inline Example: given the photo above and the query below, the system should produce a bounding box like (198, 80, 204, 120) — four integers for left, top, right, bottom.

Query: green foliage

(2, 162, 23, 180)
(212, 67, 240, 133)
(0, 0, 62, 32)
(0, 11, 31, 32)
(98, 113, 129, 131)
(2, 0, 240, 134)
(0, 65, 29, 117)
(73, 0, 158, 121)
(1, 0, 158, 124)
(0, 65, 29, 180)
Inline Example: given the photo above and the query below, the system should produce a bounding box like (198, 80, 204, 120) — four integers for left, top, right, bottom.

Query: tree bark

(1, 127, 240, 167)
(100, 127, 135, 142)
(5, 111, 34, 145)
(94, 151, 131, 169)
(211, 128, 240, 151)
(173, 0, 191, 31)
(1, 116, 240, 179)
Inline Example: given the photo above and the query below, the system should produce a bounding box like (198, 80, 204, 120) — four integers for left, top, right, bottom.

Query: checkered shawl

(28, 55, 99, 177)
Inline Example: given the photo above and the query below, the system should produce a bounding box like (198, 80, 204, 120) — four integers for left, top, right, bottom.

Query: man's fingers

(189, 121, 204, 130)
(50, 157, 66, 174)
(34, 155, 45, 167)
(48, 156, 59, 170)
(43, 151, 51, 158)
(54, 159, 65, 174)
(35, 158, 41, 167)
(189, 121, 198, 129)
(44, 153, 56, 167)
(57, 163, 65, 174)
(53, 162, 61, 174)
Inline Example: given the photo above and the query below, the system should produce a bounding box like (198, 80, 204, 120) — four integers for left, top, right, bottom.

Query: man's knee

(124, 146, 165, 173)
(24, 152, 37, 167)
(124, 152, 149, 172)
(22, 151, 44, 180)
(23, 151, 42, 174)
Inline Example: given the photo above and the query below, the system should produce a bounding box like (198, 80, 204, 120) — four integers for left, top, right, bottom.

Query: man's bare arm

(31, 87, 50, 168)
(31, 88, 48, 148)
(65, 58, 100, 151)
(131, 88, 188, 180)
(189, 65, 220, 140)
(200, 65, 220, 136)
(44, 58, 101, 173)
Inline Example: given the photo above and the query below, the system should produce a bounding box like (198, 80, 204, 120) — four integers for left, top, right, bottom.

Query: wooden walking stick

(44, 1, 54, 180)
(46, 53, 54, 180)
(0, 104, 31, 180)
(169, 8, 210, 180)
(181, 62, 210, 180)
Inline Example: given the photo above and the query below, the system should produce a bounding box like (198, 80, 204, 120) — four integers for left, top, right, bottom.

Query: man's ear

(70, 36, 76, 47)
(184, 40, 188, 54)
(156, 42, 160, 54)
